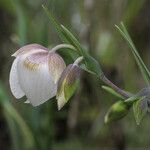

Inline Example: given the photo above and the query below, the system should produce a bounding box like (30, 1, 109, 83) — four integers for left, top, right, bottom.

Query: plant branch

(100, 74, 131, 99)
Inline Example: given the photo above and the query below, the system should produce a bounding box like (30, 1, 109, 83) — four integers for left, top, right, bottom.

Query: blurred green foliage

(0, 0, 150, 150)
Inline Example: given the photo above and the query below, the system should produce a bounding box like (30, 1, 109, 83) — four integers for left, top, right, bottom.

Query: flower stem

(74, 56, 84, 65)
(100, 74, 131, 98)
(50, 44, 76, 52)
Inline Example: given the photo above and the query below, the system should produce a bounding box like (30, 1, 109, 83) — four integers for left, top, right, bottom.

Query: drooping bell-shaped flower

(9, 43, 66, 106)
(56, 57, 83, 110)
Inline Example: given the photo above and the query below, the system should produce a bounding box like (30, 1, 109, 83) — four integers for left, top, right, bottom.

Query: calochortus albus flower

(9, 43, 71, 106)
(56, 57, 83, 110)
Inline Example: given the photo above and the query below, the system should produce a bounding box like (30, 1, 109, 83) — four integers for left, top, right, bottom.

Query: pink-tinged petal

(23, 51, 49, 71)
(56, 64, 81, 110)
(48, 52, 66, 84)
(17, 52, 57, 106)
(9, 57, 25, 99)
(12, 43, 49, 57)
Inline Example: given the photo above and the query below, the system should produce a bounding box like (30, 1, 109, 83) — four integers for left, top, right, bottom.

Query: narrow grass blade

(12, 0, 27, 45)
(0, 83, 36, 149)
(61, 25, 84, 55)
(42, 5, 68, 43)
(116, 23, 150, 86)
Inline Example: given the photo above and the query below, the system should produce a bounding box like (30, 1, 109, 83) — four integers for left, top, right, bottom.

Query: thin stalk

(50, 44, 76, 53)
(100, 74, 131, 98)
(74, 56, 83, 65)
(100, 74, 150, 117)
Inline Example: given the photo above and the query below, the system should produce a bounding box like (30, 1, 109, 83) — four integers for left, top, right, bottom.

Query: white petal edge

(12, 43, 48, 57)
(9, 57, 25, 99)
(24, 99, 30, 104)
(57, 90, 66, 110)
(17, 55, 57, 106)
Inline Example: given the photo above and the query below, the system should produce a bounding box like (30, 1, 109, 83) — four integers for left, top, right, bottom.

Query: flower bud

(104, 101, 131, 123)
(56, 58, 82, 110)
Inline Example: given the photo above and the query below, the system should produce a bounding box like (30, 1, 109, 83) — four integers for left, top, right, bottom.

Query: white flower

(9, 43, 66, 106)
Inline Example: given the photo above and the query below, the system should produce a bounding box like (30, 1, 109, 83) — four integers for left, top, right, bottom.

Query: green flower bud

(105, 101, 131, 123)
(56, 62, 81, 110)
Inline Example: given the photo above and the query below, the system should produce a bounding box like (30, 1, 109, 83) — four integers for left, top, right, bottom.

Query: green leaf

(42, 5, 68, 43)
(133, 97, 148, 125)
(60, 25, 103, 75)
(61, 25, 84, 54)
(83, 54, 103, 76)
(116, 22, 150, 86)
(102, 85, 124, 99)
(42, 5, 81, 53)
(42, 5, 103, 76)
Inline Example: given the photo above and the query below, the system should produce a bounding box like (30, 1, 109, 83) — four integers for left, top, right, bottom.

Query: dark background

(0, 0, 150, 149)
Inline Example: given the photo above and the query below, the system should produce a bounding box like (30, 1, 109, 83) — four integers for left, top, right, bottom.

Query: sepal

(56, 63, 81, 110)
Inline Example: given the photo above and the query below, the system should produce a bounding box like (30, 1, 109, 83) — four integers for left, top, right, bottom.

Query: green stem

(100, 74, 131, 99)
(50, 44, 76, 52)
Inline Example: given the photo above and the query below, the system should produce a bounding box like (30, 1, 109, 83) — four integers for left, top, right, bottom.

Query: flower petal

(17, 52, 57, 106)
(12, 43, 48, 57)
(56, 64, 81, 110)
(48, 52, 66, 84)
(24, 99, 30, 104)
(57, 90, 65, 110)
(9, 57, 25, 99)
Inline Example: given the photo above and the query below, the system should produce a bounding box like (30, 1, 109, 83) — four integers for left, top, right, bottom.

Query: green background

(0, 0, 150, 149)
